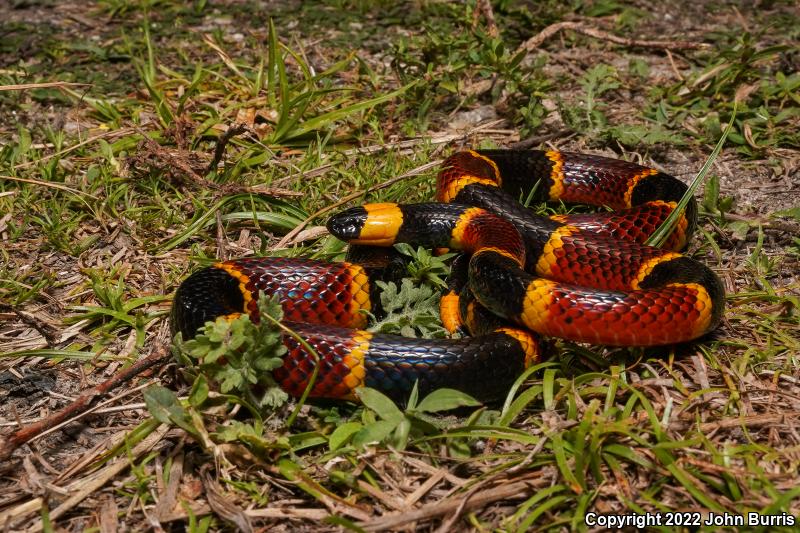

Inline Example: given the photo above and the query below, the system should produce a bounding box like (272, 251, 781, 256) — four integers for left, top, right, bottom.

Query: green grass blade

(279, 83, 416, 142)
(646, 103, 738, 248)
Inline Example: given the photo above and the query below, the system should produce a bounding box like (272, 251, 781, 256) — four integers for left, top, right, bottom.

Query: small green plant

(745, 226, 780, 281)
(69, 268, 168, 345)
(173, 294, 289, 410)
(701, 174, 753, 239)
(701, 174, 735, 221)
(364, 244, 455, 337)
(370, 278, 446, 338)
(393, 242, 455, 289)
(560, 64, 619, 136)
(328, 384, 481, 451)
(144, 295, 299, 461)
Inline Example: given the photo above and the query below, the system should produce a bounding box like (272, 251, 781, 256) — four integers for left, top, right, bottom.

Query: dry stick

(270, 125, 500, 190)
(33, 382, 154, 443)
(340, 119, 509, 157)
(724, 212, 800, 236)
(699, 413, 800, 432)
(0, 175, 99, 200)
(274, 119, 507, 181)
(280, 225, 329, 247)
(402, 470, 445, 508)
(434, 436, 548, 532)
(0, 345, 171, 461)
(0, 303, 60, 346)
(475, 0, 499, 37)
(0, 82, 90, 92)
(159, 504, 331, 523)
(358, 477, 544, 531)
(273, 160, 442, 249)
(515, 21, 709, 55)
(205, 122, 250, 175)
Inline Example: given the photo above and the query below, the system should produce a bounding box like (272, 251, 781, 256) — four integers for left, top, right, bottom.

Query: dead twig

(205, 123, 251, 175)
(13, 128, 138, 170)
(474, 0, 499, 38)
(516, 21, 709, 55)
(0, 345, 171, 461)
(724, 212, 800, 236)
(0, 303, 60, 346)
(359, 476, 544, 531)
(0, 175, 99, 200)
(0, 82, 90, 92)
(670, 412, 800, 432)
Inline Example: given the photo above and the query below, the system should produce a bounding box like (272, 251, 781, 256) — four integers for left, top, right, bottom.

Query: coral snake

(171, 150, 724, 402)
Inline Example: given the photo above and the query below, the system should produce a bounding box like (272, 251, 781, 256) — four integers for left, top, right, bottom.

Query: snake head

(327, 203, 402, 246)
(327, 206, 368, 241)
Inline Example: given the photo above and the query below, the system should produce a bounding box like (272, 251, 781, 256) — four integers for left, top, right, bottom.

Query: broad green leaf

(329, 422, 363, 451)
(774, 207, 800, 221)
(416, 388, 481, 413)
(188, 375, 209, 407)
(143, 385, 197, 437)
(356, 387, 404, 424)
(393, 418, 412, 450)
(352, 420, 398, 447)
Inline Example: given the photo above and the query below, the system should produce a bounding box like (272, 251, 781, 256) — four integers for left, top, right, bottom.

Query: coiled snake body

(171, 150, 724, 402)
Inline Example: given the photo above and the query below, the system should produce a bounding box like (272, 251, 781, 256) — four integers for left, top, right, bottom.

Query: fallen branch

(516, 21, 709, 55)
(0, 175, 100, 200)
(0, 303, 60, 346)
(0, 345, 171, 461)
(205, 122, 251, 175)
(0, 82, 90, 92)
(358, 476, 546, 531)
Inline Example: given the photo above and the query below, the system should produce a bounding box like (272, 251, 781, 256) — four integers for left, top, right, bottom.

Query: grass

(1, 0, 799, 530)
